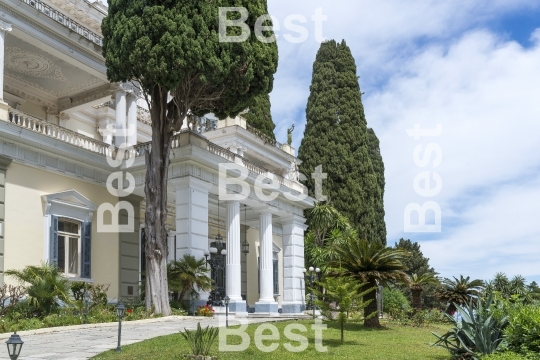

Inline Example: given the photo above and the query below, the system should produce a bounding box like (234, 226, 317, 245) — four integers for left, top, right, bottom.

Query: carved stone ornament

(0, 20, 12, 32)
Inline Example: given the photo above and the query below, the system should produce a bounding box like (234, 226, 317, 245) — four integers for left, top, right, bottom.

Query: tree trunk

(340, 321, 344, 343)
(363, 280, 380, 328)
(411, 288, 423, 311)
(144, 86, 173, 315)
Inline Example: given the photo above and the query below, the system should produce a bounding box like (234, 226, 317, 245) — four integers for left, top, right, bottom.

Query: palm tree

(435, 275, 483, 314)
(493, 272, 510, 297)
(5, 262, 71, 315)
(329, 238, 409, 328)
(167, 255, 213, 301)
(409, 273, 439, 310)
(509, 275, 527, 297)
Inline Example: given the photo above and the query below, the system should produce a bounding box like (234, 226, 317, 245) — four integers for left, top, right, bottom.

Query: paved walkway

(0, 316, 292, 360)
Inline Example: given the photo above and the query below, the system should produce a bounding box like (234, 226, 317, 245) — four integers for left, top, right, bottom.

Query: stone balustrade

(7, 108, 113, 157)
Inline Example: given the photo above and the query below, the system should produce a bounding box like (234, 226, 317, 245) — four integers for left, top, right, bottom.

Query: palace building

(0, 0, 312, 315)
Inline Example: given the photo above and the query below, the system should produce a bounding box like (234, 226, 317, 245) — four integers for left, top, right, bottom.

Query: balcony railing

(7, 108, 113, 157)
(20, 0, 103, 47)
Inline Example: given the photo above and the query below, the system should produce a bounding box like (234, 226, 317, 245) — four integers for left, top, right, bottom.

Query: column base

(0, 101, 9, 122)
(281, 302, 305, 314)
(255, 301, 279, 315)
(227, 300, 248, 316)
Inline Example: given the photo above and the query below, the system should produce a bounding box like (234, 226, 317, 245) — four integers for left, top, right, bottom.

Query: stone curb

(0, 315, 209, 340)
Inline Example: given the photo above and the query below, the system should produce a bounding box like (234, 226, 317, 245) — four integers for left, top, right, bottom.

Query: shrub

(383, 287, 410, 319)
(5, 263, 71, 315)
(481, 352, 529, 360)
(504, 305, 540, 358)
(70, 282, 110, 307)
(180, 322, 219, 357)
(196, 305, 214, 317)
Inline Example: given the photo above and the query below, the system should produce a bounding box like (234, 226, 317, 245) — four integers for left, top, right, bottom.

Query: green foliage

(315, 276, 374, 343)
(243, 93, 276, 140)
(298, 39, 386, 244)
(504, 304, 540, 357)
(5, 263, 71, 315)
(395, 239, 436, 276)
(481, 352, 529, 360)
(102, 0, 278, 119)
(383, 286, 410, 319)
(180, 323, 219, 356)
(436, 275, 484, 314)
(328, 237, 409, 327)
(485, 273, 534, 303)
(304, 203, 354, 278)
(410, 272, 440, 310)
(70, 282, 110, 307)
(433, 294, 508, 359)
(168, 255, 213, 301)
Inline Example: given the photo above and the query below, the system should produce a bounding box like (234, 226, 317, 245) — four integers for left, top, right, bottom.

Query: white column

(167, 230, 176, 263)
(281, 215, 307, 314)
(115, 86, 127, 146)
(225, 201, 247, 315)
(173, 177, 212, 302)
(255, 210, 279, 314)
(126, 94, 138, 146)
(0, 21, 12, 102)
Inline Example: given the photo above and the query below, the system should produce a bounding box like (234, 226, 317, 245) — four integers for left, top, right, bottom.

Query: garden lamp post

(190, 290, 197, 316)
(5, 333, 23, 360)
(303, 266, 320, 319)
(204, 247, 227, 306)
(83, 291, 90, 324)
(224, 295, 230, 328)
(116, 301, 126, 352)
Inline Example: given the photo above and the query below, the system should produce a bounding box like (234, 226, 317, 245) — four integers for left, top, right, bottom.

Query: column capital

(0, 20, 12, 33)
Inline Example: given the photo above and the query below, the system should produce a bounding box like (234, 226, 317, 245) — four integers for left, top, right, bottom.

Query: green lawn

(93, 320, 451, 360)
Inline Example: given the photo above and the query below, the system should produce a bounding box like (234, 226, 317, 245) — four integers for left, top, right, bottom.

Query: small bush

(482, 352, 529, 360)
(383, 286, 410, 319)
(196, 305, 214, 317)
(180, 322, 219, 356)
(504, 305, 540, 358)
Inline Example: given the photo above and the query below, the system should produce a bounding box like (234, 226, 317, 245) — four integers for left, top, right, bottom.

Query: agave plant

(432, 293, 508, 359)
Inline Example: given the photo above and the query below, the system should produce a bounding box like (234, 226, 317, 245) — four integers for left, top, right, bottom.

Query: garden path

(0, 315, 290, 360)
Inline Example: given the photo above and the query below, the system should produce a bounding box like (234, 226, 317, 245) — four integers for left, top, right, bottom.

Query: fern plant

(180, 322, 219, 357)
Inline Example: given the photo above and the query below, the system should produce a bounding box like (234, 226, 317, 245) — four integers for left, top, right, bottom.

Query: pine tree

(298, 40, 386, 244)
(243, 93, 276, 140)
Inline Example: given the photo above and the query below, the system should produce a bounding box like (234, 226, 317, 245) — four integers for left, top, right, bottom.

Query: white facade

(0, 0, 313, 314)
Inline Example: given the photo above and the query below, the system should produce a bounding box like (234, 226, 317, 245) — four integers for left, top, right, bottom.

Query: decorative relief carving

(0, 19, 12, 32)
(5, 47, 67, 82)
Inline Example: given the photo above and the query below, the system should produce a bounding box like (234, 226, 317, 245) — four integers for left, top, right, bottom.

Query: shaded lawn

(93, 320, 452, 360)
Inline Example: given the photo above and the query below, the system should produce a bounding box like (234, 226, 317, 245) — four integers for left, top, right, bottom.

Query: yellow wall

(4, 162, 121, 299)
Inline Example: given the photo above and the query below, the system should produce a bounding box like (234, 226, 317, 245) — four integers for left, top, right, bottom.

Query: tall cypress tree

(243, 93, 276, 140)
(299, 40, 386, 244)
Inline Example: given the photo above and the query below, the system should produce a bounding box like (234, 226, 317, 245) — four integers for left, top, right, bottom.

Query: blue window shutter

(50, 216, 59, 266)
(81, 222, 92, 278)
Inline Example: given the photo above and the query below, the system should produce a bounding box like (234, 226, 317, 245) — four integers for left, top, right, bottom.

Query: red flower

(127, 309, 133, 314)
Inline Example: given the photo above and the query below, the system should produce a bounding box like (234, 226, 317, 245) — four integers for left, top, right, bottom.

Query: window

(57, 219, 81, 276)
(43, 190, 95, 280)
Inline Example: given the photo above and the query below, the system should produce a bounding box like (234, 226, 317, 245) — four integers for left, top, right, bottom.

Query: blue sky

(265, 0, 540, 284)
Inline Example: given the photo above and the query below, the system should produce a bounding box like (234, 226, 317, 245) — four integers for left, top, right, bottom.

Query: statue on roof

(287, 124, 295, 145)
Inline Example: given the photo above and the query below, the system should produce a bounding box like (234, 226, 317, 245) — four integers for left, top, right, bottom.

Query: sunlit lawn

(93, 320, 451, 360)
